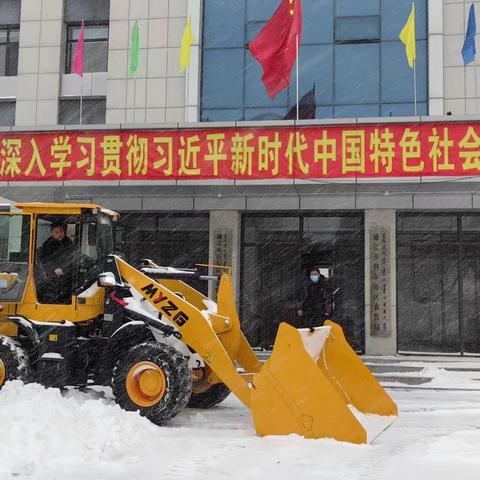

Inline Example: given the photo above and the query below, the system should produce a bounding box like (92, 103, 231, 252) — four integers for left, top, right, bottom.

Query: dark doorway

(241, 213, 364, 351)
(397, 213, 480, 354)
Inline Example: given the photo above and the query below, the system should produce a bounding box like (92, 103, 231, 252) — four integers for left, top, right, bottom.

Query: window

(78, 217, 98, 290)
(0, 101, 15, 126)
(202, 0, 428, 121)
(335, 44, 380, 104)
(335, 0, 380, 17)
(65, 24, 109, 74)
(64, 0, 109, 74)
(96, 214, 114, 272)
(335, 17, 380, 43)
(65, 0, 110, 21)
(35, 215, 78, 305)
(0, 213, 30, 303)
(58, 98, 106, 125)
(0, 26, 19, 76)
(0, 214, 29, 263)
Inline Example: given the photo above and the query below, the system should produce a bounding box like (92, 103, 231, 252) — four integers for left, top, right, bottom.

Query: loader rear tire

(112, 342, 192, 424)
(0, 336, 30, 389)
(187, 382, 231, 409)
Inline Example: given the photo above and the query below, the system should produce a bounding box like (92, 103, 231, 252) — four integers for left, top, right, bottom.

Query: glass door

(397, 213, 480, 354)
(241, 213, 364, 350)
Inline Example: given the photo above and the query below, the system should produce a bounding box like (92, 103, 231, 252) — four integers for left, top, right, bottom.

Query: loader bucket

(319, 320, 398, 417)
(249, 322, 397, 444)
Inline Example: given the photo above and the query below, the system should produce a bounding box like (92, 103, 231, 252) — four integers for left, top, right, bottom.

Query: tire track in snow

(158, 441, 241, 479)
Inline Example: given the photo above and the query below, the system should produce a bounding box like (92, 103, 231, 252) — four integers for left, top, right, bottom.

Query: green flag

(129, 21, 140, 77)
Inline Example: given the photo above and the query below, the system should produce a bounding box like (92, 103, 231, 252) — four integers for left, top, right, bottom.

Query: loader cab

(0, 203, 116, 318)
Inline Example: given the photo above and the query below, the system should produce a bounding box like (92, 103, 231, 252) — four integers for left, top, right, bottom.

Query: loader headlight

(98, 272, 117, 287)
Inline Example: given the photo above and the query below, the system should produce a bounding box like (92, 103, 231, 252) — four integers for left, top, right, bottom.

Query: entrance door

(241, 216, 301, 348)
(461, 244, 480, 354)
(397, 213, 480, 354)
(241, 214, 364, 350)
(398, 243, 460, 353)
(259, 243, 302, 348)
(302, 215, 365, 351)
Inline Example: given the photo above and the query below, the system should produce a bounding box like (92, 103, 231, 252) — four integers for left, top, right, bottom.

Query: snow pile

(383, 429, 480, 480)
(0, 381, 158, 480)
(1, 364, 480, 480)
(425, 366, 480, 389)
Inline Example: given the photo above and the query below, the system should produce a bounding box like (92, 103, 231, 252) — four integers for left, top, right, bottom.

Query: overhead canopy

(14, 202, 119, 219)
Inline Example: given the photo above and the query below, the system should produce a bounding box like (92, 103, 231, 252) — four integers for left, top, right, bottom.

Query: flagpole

(296, 34, 299, 121)
(413, 58, 417, 116)
(133, 77, 137, 123)
(474, 64, 479, 114)
(412, 1, 417, 116)
(79, 93, 83, 124)
(73, 20, 85, 125)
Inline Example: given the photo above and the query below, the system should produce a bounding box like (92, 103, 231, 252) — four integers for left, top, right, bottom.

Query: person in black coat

(37, 222, 74, 304)
(297, 267, 332, 330)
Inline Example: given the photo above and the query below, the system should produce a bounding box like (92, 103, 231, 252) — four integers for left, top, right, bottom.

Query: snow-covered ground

(1, 362, 480, 480)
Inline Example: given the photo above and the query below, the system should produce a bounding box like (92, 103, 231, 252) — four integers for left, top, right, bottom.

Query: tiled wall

(106, 0, 200, 124)
(15, 0, 64, 126)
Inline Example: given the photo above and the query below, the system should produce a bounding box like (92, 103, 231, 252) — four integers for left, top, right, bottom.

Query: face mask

(310, 275, 319, 283)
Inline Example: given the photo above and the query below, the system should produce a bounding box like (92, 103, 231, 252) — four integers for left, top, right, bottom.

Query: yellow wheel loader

(0, 203, 397, 443)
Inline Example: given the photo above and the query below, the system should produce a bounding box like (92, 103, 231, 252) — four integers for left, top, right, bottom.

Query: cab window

(77, 217, 99, 291)
(35, 215, 77, 305)
(0, 214, 31, 302)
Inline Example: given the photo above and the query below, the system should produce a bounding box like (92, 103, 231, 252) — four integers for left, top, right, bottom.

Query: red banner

(1, 123, 480, 181)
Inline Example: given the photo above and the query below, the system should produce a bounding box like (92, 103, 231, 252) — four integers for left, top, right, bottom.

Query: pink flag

(72, 21, 85, 76)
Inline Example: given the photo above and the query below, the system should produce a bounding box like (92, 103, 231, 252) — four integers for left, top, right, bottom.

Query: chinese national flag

(249, 0, 302, 100)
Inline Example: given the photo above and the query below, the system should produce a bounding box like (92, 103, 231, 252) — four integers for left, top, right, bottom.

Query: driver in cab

(37, 222, 74, 304)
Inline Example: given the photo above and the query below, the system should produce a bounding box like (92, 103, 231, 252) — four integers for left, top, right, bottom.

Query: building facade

(0, 0, 479, 355)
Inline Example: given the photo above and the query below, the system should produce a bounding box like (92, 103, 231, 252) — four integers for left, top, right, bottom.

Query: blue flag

(462, 3, 477, 66)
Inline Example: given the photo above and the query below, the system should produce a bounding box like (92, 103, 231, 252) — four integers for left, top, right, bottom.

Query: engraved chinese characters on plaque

(370, 227, 391, 337)
(214, 229, 232, 267)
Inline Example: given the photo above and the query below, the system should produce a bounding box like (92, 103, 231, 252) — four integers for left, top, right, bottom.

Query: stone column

(364, 209, 397, 355)
(208, 211, 241, 301)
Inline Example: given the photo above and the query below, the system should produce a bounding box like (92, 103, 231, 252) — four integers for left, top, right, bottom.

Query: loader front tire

(112, 342, 192, 424)
(187, 382, 231, 409)
(0, 336, 30, 389)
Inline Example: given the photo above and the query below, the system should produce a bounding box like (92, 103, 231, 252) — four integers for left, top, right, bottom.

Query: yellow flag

(180, 17, 194, 72)
(399, 4, 416, 68)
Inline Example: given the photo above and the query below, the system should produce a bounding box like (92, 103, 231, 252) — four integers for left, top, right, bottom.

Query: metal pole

(133, 76, 137, 123)
(413, 58, 417, 116)
(412, 1, 417, 116)
(79, 93, 83, 125)
(463, 0, 467, 115)
(474, 64, 479, 114)
(296, 33, 299, 121)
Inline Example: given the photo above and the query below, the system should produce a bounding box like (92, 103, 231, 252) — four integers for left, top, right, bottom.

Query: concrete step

(253, 351, 480, 389)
